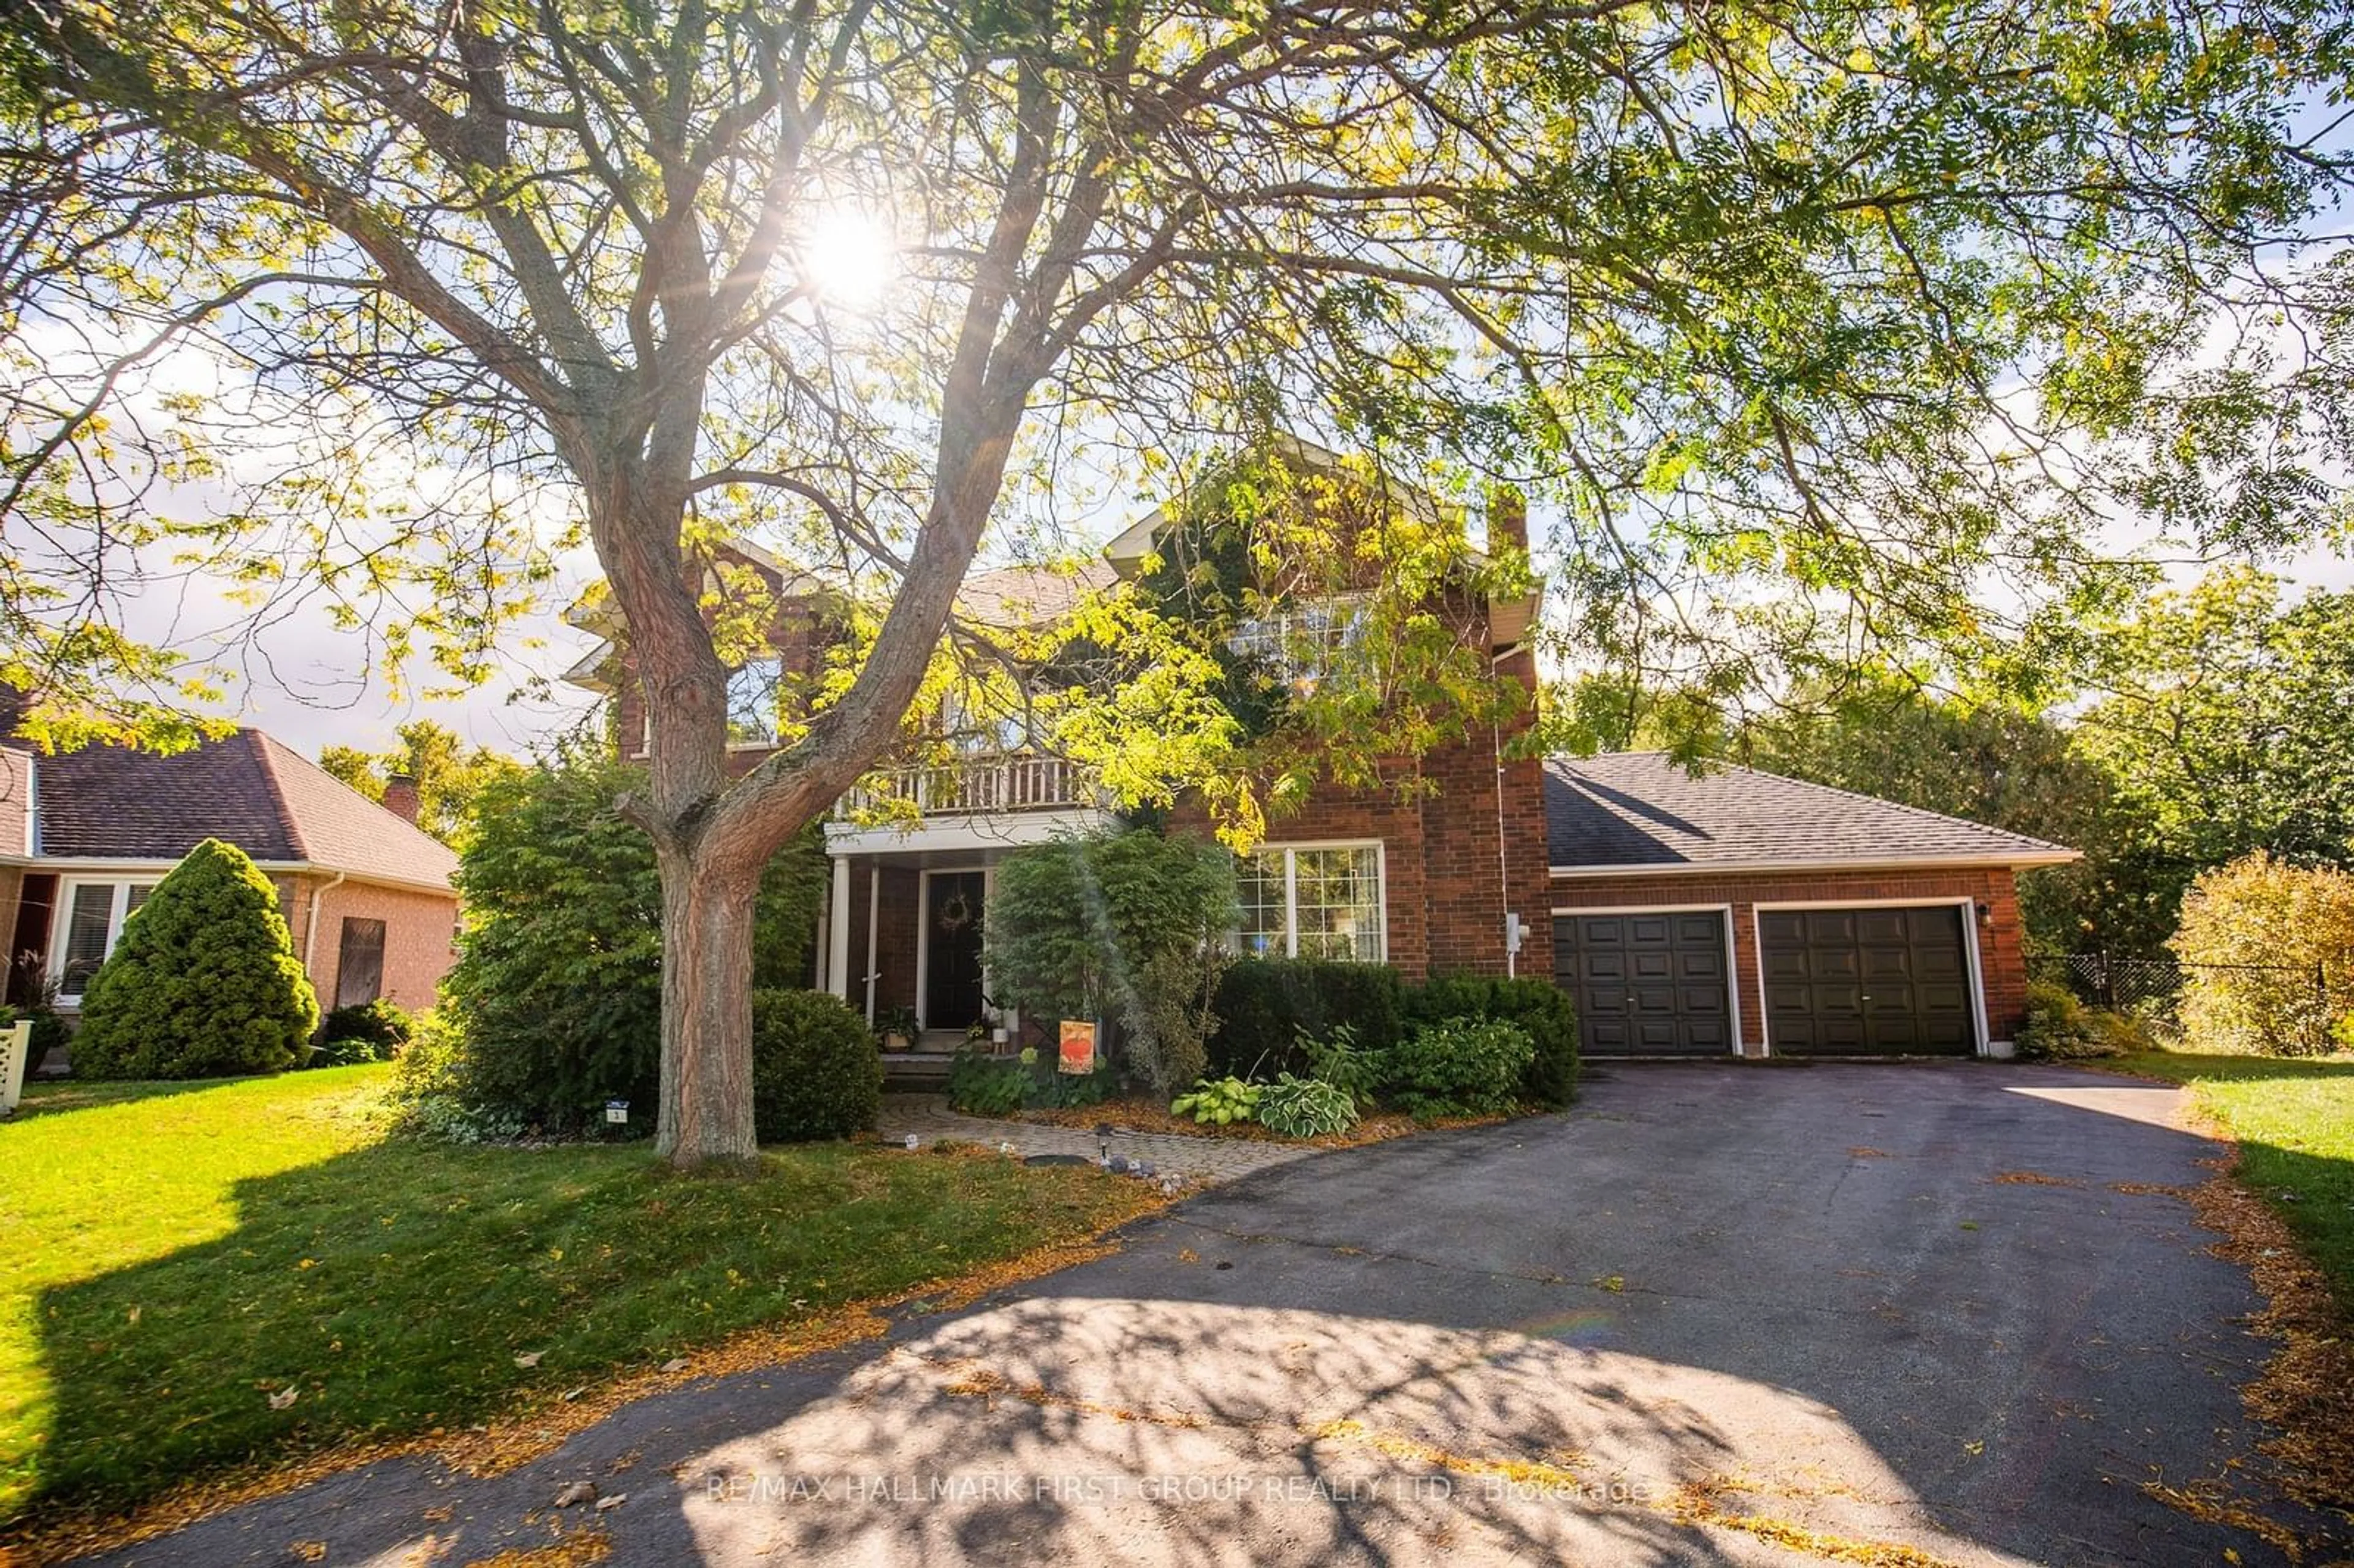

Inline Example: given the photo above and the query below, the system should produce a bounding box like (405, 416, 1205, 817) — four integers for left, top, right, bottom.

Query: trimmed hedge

(1405, 975, 1579, 1108)
(750, 988, 883, 1142)
(1206, 962, 1579, 1108)
(1209, 959, 1405, 1076)
(1377, 1018, 1534, 1118)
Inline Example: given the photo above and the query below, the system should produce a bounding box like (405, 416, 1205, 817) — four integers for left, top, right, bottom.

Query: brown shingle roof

(956, 561, 1118, 630)
(251, 733, 462, 889)
(28, 729, 458, 890)
(1544, 752, 2078, 872)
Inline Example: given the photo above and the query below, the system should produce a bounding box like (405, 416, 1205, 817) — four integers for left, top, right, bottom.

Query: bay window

(1235, 842, 1385, 962)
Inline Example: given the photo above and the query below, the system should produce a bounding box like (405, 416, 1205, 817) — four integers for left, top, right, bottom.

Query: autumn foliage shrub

(2015, 980, 2152, 1060)
(2171, 853, 2354, 1056)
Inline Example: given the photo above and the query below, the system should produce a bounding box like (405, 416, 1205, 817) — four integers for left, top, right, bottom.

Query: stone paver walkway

(875, 1094, 1316, 1184)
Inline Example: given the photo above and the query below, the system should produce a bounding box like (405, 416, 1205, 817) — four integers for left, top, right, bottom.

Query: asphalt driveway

(77, 1064, 2335, 1566)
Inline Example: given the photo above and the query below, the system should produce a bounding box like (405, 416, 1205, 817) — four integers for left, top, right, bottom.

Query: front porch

(818, 753, 1116, 1078)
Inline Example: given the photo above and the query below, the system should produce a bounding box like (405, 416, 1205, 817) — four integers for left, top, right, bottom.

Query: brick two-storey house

(569, 456, 2073, 1063)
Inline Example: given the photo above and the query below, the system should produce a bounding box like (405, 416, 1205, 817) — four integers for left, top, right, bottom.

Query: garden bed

(993, 1096, 1510, 1149)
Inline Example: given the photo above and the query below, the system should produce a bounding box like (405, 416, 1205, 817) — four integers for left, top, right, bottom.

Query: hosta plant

(1255, 1073, 1359, 1140)
(1170, 1076, 1260, 1127)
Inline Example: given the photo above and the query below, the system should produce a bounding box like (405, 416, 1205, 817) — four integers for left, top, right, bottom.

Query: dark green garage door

(1758, 906, 1975, 1056)
(1553, 911, 1732, 1057)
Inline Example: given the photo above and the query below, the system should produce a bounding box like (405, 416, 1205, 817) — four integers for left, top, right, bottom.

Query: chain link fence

(2029, 951, 2347, 1051)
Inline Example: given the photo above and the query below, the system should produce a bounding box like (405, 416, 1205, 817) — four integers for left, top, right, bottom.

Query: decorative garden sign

(1058, 1021, 1096, 1077)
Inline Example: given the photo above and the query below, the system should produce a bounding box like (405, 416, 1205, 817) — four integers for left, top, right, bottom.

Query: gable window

(1235, 843, 1385, 962)
(52, 880, 157, 1001)
(335, 918, 387, 1008)
(726, 657, 785, 745)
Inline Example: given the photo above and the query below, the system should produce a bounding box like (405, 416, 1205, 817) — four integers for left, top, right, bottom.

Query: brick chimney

(1488, 486, 1528, 555)
(381, 772, 421, 826)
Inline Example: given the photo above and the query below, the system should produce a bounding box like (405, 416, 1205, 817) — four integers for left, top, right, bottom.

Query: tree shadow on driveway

(47, 1062, 2353, 1565)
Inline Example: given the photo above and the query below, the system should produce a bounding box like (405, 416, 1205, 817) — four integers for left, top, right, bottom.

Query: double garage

(1552, 903, 1978, 1058)
(1541, 755, 2079, 1059)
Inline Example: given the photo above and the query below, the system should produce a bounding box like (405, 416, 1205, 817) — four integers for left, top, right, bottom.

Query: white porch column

(864, 865, 882, 1026)
(826, 853, 854, 1001)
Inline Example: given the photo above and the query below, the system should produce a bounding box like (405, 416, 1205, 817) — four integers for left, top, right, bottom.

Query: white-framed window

(937, 689, 1034, 756)
(51, 879, 158, 1001)
(1229, 597, 1368, 683)
(725, 657, 785, 745)
(1235, 842, 1385, 962)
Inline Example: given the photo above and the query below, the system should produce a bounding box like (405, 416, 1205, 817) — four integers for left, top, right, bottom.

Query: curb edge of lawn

(4, 1178, 1176, 1568)
(2080, 1060, 2354, 1553)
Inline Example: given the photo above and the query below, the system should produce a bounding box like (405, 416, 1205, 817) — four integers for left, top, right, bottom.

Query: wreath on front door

(936, 889, 975, 934)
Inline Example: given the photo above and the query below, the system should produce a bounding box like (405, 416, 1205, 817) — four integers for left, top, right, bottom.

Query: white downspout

(302, 870, 347, 987)
(1493, 702, 1516, 980)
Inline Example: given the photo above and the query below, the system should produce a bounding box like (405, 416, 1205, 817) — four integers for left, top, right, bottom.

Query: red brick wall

(614, 588, 838, 767)
(1166, 621, 1550, 983)
(1544, 866, 2030, 1052)
(0, 864, 23, 1004)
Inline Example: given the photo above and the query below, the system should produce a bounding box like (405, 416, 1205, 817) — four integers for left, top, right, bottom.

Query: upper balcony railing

(833, 752, 1102, 822)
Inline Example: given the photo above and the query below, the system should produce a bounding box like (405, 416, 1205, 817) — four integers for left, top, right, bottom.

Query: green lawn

(2109, 1052, 2354, 1306)
(0, 1065, 1156, 1529)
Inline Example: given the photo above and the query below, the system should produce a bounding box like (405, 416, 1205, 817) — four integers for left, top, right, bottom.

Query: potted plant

(875, 1005, 920, 1052)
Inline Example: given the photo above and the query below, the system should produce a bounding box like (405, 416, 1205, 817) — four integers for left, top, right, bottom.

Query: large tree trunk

(654, 841, 764, 1168)
(598, 405, 1024, 1171)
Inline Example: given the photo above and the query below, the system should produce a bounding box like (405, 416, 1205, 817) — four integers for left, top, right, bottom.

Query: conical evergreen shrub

(74, 839, 320, 1079)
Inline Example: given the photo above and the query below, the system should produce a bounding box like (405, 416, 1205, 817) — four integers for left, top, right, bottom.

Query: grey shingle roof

(22, 729, 459, 890)
(1544, 752, 2077, 872)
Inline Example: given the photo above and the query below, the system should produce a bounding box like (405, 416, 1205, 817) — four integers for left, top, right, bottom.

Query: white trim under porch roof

(823, 805, 1114, 862)
(820, 808, 1114, 1016)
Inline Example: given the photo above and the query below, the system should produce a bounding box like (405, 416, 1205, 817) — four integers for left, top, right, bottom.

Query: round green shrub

(1406, 975, 1579, 1108)
(750, 988, 882, 1141)
(72, 839, 320, 1079)
(1377, 1017, 1533, 1119)
(310, 997, 414, 1066)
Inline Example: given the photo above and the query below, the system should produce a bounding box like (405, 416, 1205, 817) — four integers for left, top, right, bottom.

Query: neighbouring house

(0, 723, 462, 1021)
(568, 446, 2077, 1060)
